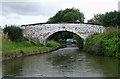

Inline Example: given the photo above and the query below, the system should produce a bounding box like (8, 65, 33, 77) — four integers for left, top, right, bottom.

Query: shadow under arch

(45, 31, 84, 48)
(45, 30, 85, 41)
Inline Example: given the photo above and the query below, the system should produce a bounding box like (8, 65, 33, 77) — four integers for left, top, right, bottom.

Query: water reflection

(2, 58, 24, 77)
(2, 47, 118, 77)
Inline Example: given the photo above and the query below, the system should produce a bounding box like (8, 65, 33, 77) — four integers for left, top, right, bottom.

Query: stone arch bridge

(22, 23, 105, 45)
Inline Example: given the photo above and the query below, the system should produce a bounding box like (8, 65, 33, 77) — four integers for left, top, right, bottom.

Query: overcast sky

(0, 0, 120, 28)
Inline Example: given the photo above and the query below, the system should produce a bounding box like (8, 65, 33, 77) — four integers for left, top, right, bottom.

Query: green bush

(84, 28, 120, 58)
(47, 40, 61, 47)
(73, 35, 83, 49)
(3, 25, 23, 42)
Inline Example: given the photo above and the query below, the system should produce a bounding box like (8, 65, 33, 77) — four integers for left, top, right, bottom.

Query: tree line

(47, 8, 120, 27)
(88, 11, 120, 27)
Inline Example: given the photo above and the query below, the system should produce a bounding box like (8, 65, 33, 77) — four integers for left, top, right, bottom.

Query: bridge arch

(44, 29, 85, 46)
(46, 30, 84, 43)
(22, 23, 105, 45)
(45, 30, 85, 40)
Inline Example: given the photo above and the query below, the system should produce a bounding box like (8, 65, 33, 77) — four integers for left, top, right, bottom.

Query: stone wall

(22, 23, 105, 45)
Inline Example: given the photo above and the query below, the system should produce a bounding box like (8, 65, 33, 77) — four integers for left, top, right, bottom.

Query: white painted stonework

(22, 23, 105, 45)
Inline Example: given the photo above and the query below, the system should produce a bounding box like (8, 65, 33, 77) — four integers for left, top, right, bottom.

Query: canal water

(2, 46, 118, 77)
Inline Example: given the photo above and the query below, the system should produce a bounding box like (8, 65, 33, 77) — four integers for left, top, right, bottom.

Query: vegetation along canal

(2, 45, 118, 77)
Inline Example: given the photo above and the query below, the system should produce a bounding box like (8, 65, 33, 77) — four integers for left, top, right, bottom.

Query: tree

(3, 25, 23, 42)
(118, 12, 120, 27)
(88, 11, 120, 27)
(102, 11, 119, 27)
(88, 13, 104, 25)
(47, 8, 85, 23)
(63, 12, 75, 22)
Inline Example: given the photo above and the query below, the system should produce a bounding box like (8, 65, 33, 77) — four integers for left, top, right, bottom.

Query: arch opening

(46, 31, 84, 49)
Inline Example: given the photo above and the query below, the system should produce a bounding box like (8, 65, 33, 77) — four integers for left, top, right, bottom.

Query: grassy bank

(47, 40, 61, 47)
(84, 28, 120, 58)
(2, 33, 61, 59)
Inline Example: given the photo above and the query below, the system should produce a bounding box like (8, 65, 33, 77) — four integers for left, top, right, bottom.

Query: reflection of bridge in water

(21, 23, 105, 45)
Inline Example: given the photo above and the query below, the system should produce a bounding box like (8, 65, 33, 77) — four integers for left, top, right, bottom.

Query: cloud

(0, 14, 49, 27)
(118, 1, 120, 11)
(1, 1, 62, 27)
(0, 0, 119, 27)
(2, 2, 61, 16)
